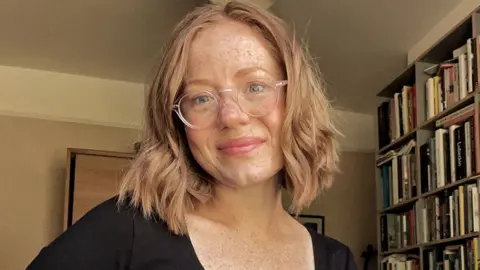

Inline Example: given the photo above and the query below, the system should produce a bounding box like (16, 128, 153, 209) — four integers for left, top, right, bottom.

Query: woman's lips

(216, 137, 265, 156)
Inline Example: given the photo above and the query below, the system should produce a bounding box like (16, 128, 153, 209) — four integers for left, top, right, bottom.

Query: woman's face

(183, 19, 285, 188)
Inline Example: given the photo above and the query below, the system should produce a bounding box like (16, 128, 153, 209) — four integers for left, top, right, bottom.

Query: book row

(379, 183, 479, 252)
(420, 111, 477, 193)
(377, 36, 480, 150)
(424, 238, 478, 270)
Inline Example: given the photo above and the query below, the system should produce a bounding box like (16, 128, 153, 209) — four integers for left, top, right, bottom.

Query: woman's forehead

(186, 20, 280, 79)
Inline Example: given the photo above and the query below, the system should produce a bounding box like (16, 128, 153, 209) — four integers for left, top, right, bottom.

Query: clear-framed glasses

(172, 79, 288, 129)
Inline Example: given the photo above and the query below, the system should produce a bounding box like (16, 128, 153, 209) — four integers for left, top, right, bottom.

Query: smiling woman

(26, 1, 356, 269)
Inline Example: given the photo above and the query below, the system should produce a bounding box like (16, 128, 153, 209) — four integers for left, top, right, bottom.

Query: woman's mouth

(216, 137, 265, 156)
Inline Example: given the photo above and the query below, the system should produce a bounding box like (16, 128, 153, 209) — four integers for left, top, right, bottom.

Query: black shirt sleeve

(26, 198, 134, 270)
(327, 241, 358, 270)
(342, 246, 358, 270)
(309, 230, 359, 270)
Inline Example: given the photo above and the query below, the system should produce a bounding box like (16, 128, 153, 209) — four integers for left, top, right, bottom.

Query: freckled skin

(187, 213, 314, 270)
(183, 19, 315, 270)
(184, 19, 284, 187)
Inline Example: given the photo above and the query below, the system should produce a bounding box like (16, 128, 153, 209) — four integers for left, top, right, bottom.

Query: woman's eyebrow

(184, 78, 215, 87)
(234, 66, 272, 78)
(184, 67, 278, 88)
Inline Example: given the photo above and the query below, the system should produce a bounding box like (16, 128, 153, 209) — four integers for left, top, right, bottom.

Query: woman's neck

(196, 178, 287, 235)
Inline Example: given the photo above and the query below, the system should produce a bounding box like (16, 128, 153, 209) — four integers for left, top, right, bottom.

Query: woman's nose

(217, 97, 250, 129)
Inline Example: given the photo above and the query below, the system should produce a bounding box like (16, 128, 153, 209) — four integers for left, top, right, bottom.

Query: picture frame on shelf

(295, 214, 325, 235)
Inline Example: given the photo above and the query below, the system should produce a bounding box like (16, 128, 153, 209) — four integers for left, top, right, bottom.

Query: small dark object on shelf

(361, 244, 377, 270)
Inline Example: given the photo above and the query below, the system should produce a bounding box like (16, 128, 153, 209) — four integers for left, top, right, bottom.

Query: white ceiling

(0, 0, 463, 113)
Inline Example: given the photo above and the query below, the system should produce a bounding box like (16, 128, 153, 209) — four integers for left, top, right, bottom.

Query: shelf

(379, 175, 480, 214)
(416, 91, 476, 131)
(376, 91, 476, 156)
(377, 129, 417, 155)
(380, 244, 420, 256)
(419, 15, 472, 63)
(377, 63, 416, 98)
(379, 196, 419, 214)
(380, 233, 479, 256)
(374, 6, 480, 269)
(421, 174, 480, 198)
(422, 232, 479, 248)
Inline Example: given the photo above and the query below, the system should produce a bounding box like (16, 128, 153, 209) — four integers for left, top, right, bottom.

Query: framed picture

(296, 214, 325, 235)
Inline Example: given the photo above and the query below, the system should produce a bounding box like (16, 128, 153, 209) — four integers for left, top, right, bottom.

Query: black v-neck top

(27, 197, 358, 270)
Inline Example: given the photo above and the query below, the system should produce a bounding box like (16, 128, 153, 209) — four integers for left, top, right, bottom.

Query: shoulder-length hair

(118, 0, 339, 235)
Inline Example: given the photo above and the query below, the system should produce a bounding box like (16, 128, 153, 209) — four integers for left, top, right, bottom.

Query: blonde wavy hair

(118, 0, 339, 235)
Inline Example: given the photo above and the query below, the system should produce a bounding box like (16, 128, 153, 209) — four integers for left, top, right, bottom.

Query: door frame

(63, 148, 135, 230)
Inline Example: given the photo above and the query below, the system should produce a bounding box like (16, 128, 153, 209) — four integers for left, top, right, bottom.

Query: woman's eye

(193, 95, 212, 104)
(248, 83, 265, 93)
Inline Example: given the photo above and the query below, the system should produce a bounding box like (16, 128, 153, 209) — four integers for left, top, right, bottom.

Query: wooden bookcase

(375, 8, 480, 269)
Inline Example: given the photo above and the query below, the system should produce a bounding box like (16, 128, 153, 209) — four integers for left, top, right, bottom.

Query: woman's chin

(220, 175, 271, 189)
(192, 149, 284, 187)
(215, 166, 281, 188)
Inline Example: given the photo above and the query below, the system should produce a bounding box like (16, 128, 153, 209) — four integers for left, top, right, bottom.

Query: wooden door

(63, 148, 135, 230)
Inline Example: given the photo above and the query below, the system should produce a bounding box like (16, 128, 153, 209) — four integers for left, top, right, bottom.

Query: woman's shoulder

(59, 195, 141, 238)
(26, 196, 183, 270)
(308, 230, 358, 270)
(26, 196, 136, 269)
(72, 195, 137, 225)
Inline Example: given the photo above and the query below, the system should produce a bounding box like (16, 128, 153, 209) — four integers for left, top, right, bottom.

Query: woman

(28, 1, 357, 269)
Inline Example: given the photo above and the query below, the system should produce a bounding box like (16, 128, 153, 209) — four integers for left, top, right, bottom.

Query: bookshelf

(375, 8, 480, 270)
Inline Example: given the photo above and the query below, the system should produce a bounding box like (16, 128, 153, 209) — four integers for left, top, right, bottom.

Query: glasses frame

(172, 79, 288, 129)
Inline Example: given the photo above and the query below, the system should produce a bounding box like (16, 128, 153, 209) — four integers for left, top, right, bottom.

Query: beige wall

(284, 151, 377, 269)
(0, 115, 139, 270)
